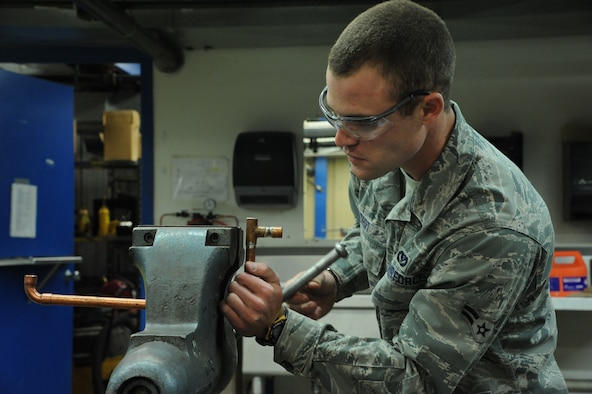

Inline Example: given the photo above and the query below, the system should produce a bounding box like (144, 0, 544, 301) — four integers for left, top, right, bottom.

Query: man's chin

(351, 166, 384, 181)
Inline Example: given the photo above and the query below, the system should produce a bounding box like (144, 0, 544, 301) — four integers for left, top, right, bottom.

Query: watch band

(256, 307, 288, 346)
(326, 267, 347, 302)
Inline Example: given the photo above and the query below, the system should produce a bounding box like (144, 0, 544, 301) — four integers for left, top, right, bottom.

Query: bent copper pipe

(245, 217, 283, 262)
(25, 218, 282, 307)
(24, 274, 145, 309)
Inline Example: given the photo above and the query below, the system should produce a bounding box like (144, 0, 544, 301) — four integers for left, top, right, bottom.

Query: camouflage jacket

(274, 103, 568, 393)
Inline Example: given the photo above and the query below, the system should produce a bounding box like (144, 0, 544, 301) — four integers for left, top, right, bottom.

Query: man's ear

(421, 93, 444, 125)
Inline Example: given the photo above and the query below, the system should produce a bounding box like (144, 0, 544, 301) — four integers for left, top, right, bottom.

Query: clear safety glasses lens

(318, 86, 430, 141)
(325, 116, 393, 141)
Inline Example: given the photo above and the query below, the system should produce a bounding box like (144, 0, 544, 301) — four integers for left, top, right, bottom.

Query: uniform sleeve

(393, 229, 541, 391)
(273, 312, 428, 393)
(330, 223, 369, 301)
(326, 173, 370, 300)
(273, 229, 544, 393)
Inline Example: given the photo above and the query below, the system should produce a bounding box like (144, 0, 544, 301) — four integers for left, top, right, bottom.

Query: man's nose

(334, 127, 358, 147)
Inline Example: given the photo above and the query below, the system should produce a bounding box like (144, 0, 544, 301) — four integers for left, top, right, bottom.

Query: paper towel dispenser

(562, 124, 592, 220)
(232, 131, 297, 208)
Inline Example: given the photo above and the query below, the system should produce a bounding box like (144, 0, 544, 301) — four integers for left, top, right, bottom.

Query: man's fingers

(222, 287, 268, 336)
(289, 300, 322, 319)
(228, 276, 269, 315)
(305, 277, 323, 290)
(286, 290, 310, 304)
(221, 295, 248, 332)
(234, 269, 278, 301)
(244, 261, 281, 286)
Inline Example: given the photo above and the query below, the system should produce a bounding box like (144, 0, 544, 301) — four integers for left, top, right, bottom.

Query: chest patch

(396, 250, 409, 267)
(386, 264, 428, 287)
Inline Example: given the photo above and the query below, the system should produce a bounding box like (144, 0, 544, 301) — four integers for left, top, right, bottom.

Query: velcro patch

(461, 304, 495, 343)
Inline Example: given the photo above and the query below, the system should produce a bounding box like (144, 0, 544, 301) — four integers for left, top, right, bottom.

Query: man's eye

(347, 122, 375, 133)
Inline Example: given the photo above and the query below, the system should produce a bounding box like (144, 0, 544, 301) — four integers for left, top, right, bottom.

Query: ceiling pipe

(73, 0, 184, 73)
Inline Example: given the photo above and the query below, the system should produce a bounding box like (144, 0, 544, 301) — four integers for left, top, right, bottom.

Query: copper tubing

(245, 217, 283, 262)
(24, 274, 146, 309)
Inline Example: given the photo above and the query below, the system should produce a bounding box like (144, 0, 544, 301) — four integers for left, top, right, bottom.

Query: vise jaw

(106, 225, 243, 394)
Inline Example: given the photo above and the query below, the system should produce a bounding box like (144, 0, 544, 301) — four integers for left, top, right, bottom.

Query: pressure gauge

(203, 198, 217, 212)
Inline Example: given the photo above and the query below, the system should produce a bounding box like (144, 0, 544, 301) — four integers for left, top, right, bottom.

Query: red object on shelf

(550, 250, 588, 297)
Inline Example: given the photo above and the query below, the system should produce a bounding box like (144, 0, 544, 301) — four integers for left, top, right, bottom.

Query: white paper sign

(171, 157, 229, 201)
(10, 182, 37, 238)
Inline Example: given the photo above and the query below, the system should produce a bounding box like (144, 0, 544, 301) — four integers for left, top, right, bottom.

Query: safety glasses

(318, 86, 430, 141)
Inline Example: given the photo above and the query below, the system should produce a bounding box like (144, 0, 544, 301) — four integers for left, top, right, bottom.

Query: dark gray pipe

(282, 243, 348, 301)
(73, 0, 184, 73)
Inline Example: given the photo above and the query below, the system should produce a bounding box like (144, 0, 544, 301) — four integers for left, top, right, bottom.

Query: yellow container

(102, 110, 141, 161)
(77, 208, 91, 235)
(98, 199, 111, 237)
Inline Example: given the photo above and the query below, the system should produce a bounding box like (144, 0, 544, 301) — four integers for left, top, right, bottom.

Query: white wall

(153, 35, 592, 247)
(153, 46, 330, 247)
(453, 36, 592, 246)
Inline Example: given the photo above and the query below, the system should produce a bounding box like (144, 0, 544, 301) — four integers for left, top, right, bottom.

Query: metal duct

(73, 0, 184, 73)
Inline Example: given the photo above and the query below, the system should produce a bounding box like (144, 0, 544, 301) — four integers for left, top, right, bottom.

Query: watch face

(269, 318, 287, 344)
(271, 322, 284, 339)
(256, 309, 288, 346)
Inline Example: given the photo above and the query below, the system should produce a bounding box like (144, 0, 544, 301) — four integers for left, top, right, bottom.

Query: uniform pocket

(363, 237, 386, 287)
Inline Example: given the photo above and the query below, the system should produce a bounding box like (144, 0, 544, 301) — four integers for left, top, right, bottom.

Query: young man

(221, 1, 568, 392)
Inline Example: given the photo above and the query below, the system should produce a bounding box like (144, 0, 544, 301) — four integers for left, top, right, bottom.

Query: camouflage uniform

(274, 103, 568, 393)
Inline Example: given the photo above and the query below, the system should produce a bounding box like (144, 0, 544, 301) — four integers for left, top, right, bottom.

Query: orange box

(550, 250, 588, 297)
(102, 110, 141, 161)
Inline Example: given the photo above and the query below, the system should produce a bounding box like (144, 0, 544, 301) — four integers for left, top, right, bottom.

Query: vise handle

(282, 243, 348, 301)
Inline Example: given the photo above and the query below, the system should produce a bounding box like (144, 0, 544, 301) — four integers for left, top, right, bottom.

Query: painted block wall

(153, 36, 592, 248)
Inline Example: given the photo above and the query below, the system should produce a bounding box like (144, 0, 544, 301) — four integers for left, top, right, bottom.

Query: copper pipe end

(24, 274, 146, 309)
(245, 217, 283, 262)
(256, 226, 283, 239)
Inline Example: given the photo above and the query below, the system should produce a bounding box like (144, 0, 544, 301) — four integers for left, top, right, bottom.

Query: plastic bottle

(77, 208, 91, 236)
(98, 198, 111, 237)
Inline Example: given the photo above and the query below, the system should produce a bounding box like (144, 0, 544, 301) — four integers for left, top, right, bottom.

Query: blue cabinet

(0, 69, 76, 393)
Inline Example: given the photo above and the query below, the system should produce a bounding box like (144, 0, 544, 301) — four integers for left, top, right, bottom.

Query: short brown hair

(328, 0, 456, 114)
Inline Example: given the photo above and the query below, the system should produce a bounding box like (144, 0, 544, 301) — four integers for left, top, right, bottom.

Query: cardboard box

(102, 110, 141, 161)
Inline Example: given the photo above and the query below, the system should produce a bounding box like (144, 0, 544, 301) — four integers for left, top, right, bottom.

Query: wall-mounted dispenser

(562, 123, 592, 221)
(485, 131, 523, 170)
(232, 131, 297, 208)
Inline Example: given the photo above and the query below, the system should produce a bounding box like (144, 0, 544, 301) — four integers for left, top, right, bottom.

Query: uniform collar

(386, 102, 476, 226)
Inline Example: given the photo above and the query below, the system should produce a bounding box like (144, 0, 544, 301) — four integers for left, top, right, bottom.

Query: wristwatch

(256, 307, 288, 346)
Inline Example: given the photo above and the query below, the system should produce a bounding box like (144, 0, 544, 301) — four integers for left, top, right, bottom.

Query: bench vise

(106, 225, 242, 394)
(24, 219, 283, 393)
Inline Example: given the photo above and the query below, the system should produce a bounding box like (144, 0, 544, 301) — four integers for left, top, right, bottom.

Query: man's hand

(221, 261, 284, 338)
(284, 269, 337, 320)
